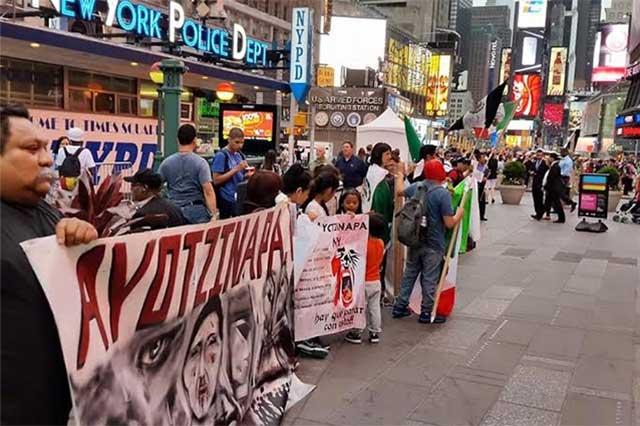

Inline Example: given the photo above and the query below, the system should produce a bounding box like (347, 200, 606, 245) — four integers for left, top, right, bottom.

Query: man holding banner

(392, 160, 464, 324)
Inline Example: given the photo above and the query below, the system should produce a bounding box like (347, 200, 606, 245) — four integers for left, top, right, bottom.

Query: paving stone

(420, 319, 491, 351)
(551, 306, 591, 329)
(460, 298, 512, 320)
(608, 256, 638, 266)
(297, 376, 368, 423)
(382, 348, 463, 387)
(556, 292, 597, 309)
(480, 401, 559, 426)
(499, 365, 571, 411)
(595, 282, 637, 304)
(527, 325, 586, 360)
(409, 377, 502, 426)
(574, 259, 608, 278)
(329, 379, 427, 425)
(504, 295, 559, 323)
(490, 319, 540, 346)
(580, 330, 634, 361)
(482, 285, 524, 301)
(560, 393, 632, 426)
(572, 356, 633, 395)
(466, 341, 525, 375)
(583, 250, 613, 260)
(564, 275, 603, 295)
(590, 301, 636, 334)
(553, 251, 584, 263)
(502, 248, 535, 258)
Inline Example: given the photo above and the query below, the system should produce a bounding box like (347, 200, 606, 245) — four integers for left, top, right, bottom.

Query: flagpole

(430, 189, 470, 323)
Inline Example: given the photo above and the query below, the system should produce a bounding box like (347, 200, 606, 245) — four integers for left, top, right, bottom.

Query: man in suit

(544, 153, 566, 223)
(531, 149, 549, 220)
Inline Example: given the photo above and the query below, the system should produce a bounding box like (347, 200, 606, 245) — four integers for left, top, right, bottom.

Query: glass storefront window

(119, 95, 137, 115)
(95, 92, 115, 113)
(139, 98, 156, 117)
(0, 58, 63, 108)
(69, 89, 93, 112)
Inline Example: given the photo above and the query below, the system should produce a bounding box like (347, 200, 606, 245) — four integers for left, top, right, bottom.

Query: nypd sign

(289, 7, 313, 103)
(39, 0, 270, 66)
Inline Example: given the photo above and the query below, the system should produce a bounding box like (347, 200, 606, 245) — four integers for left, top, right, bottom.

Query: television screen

(219, 104, 277, 155)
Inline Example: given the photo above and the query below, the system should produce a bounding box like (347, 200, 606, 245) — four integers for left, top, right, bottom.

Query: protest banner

(294, 214, 368, 341)
(22, 205, 298, 425)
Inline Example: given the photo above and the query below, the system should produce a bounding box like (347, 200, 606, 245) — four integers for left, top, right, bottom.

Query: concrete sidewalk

(284, 194, 640, 426)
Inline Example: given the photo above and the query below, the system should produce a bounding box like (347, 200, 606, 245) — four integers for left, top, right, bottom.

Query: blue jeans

(181, 204, 211, 224)
(394, 246, 444, 315)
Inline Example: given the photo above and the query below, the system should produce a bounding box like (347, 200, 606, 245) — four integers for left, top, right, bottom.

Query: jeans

(181, 204, 211, 224)
(363, 281, 382, 333)
(395, 246, 444, 315)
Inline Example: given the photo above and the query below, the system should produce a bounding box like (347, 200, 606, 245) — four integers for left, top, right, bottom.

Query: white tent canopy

(356, 107, 408, 161)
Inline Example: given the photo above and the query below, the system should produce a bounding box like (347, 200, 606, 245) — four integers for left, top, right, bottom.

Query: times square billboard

(592, 23, 629, 83)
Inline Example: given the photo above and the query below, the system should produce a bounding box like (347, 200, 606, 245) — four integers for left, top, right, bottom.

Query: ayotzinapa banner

(294, 214, 368, 341)
(22, 204, 296, 425)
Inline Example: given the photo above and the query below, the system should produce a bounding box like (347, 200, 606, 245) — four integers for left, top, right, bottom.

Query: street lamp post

(153, 59, 187, 170)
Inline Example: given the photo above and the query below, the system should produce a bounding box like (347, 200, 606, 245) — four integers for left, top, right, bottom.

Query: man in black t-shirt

(125, 168, 185, 229)
(1, 104, 98, 425)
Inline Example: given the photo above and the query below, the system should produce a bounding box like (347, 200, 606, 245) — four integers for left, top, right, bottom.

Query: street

(285, 195, 640, 426)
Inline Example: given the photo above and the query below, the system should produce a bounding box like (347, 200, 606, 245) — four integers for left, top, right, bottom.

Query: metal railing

(94, 162, 134, 199)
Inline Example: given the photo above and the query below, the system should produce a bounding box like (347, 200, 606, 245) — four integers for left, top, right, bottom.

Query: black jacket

(133, 196, 185, 229)
(531, 159, 549, 189)
(544, 162, 564, 196)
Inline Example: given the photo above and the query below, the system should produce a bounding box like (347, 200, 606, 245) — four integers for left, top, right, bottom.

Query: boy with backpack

(392, 160, 464, 324)
(212, 127, 250, 219)
(55, 127, 96, 185)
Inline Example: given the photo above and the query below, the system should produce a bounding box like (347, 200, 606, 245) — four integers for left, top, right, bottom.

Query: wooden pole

(430, 190, 470, 323)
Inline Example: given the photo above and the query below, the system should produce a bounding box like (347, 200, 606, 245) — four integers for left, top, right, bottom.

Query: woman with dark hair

(242, 170, 283, 214)
(304, 172, 340, 221)
(261, 149, 282, 175)
(279, 163, 312, 206)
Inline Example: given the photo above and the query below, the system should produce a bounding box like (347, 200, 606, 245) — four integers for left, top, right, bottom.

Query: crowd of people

(4, 99, 640, 424)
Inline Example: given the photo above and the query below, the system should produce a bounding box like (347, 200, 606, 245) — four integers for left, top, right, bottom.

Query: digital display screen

(219, 104, 277, 155)
(511, 73, 542, 118)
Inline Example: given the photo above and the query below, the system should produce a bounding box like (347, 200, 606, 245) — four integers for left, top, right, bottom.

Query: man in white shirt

(55, 127, 96, 177)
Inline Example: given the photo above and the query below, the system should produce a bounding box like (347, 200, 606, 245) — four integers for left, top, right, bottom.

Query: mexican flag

(448, 81, 508, 137)
(404, 116, 422, 163)
(362, 163, 390, 214)
(409, 177, 479, 316)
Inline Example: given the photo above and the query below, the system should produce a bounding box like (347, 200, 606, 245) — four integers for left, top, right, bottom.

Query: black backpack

(395, 183, 440, 248)
(59, 147, 84, 178)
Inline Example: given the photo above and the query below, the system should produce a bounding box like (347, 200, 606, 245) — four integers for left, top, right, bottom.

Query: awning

(0, 20, 290, 92)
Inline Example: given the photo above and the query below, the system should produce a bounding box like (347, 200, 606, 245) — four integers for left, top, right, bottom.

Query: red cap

(423, 159, 446, 182)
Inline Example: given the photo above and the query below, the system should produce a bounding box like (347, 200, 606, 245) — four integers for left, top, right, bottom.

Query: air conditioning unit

(343, 67, 377, 88)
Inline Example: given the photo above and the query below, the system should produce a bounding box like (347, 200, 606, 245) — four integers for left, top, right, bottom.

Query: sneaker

(369, 332, 380, 344)
(310, 337, 330, 351)
(418, 313, 447, 324)
(392, 307, 411, 319)
(296, 340, 329, 359)
(344, 332, 362, 344)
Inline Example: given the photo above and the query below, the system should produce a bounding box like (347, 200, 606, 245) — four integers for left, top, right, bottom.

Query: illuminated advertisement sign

(518, 0, 548, 29)
(514, 29, 544, 73)
(592, 24, 629, 83)
(37, 0, 270, 65)
(386, 38, 429, 96)
(499, 48, 512, 85)
(511, 73, 542, 118)
(547, 47, 567, 96)
(631, 0, 640, 61)
(569, 102, 586, 130)
(290, 7, 313, 103)
(219, 104, 277, 155)
(425, 55, 451, 117)
(543, 103, 564, 126)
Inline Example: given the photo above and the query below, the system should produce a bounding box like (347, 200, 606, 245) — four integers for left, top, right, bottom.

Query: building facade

(605, 0, 631, 23)
(447, 90, 474, 123)
(574, 0, 602, 90)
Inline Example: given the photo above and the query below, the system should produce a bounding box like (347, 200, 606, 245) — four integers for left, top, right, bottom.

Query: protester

(622, 160, 637, 196)
(410, 144, 437, 183)
(357, 147, 367, 162)
(335, 141, 367, 189)
(159, 124, 217, 224)
(1, 104, 99, 425)
(242, 170, 283, 214)
(448, 158, 470, 187)
(309, 147, 329, 171)
(261, 149, 282, 175)
(337, 188, 363, 215)
(344, 212, 386, 344)
(473, 152, 489, 221)
(392, 160, 464, 324)
(304, 172, 340, 221)
(279, 163, 312, 207)
(486, 153, 499, 204)
(530, 149, 549, 221)
(54, 127, 96, 178)
(212, 127, 250, 219)
(559, 148, 578, 211)
(124, 168, 185, 229)
(544, 152, 566, 224)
